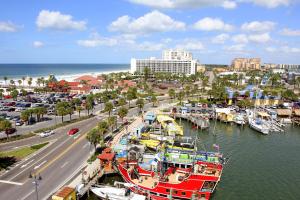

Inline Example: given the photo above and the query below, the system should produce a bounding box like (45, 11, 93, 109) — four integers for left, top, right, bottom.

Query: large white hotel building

(130, 49, 198, 75)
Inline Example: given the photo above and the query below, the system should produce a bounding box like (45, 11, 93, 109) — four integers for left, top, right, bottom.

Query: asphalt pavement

(0, 97, 169, 200)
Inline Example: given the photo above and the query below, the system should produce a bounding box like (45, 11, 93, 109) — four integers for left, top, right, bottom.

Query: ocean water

(0, 64, 130, 80)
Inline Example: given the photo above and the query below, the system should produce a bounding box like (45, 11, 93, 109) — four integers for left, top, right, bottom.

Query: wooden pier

(172, 113, 210, 130)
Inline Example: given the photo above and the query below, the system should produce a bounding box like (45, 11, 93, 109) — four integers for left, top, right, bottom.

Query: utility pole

(29, 172, 42, 200)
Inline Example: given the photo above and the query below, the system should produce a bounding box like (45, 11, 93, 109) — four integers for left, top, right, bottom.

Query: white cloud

(77, 33, 118, 47)
(280, 28, 300, 36)
(175, 39, 204, 50)
(241, 21, 275, 32)
(222, 1, 237, 9)
(0, 21, 19, 32)
(212, 33, 230, 44)
(193, 17, 234, 32)
(36, 10, 86, 31)
(282, 46, 300, 53)
(224, 44, 245, 51)
(250, 0, 290, 8)
(33, 41, 44, 48)
(265, 46, 300, 53)
(108, 10, 185, 35)
(128, 0, 237, 9)
(136, 41, 166, 51)
(265, 47, 277, 52)
(248, 33, 271, 43)
(129, 0, 291, 9)
(232, 34, 248, 43)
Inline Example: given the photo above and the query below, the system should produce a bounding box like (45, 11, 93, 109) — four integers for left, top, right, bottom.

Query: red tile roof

(54, 186, 74, 198)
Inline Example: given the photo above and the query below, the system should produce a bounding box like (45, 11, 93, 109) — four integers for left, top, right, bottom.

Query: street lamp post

(29, 172, 42, 200)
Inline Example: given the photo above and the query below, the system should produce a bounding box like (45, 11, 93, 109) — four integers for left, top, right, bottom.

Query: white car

(40, 130, 54, 138)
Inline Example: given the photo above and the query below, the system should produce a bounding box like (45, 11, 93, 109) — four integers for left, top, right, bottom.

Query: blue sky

(0, 0, 300, 64)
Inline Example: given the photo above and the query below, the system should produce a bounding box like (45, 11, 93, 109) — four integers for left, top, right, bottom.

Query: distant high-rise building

(131, 49, 200, 75)
(231, 58, 261, 71)
(162, 49, 193, 61)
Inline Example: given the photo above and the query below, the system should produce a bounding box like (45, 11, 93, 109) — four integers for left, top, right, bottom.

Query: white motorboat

(91, 182, 145, 200)
(234, 114, 246, 125)
(249, 118, 269, 135)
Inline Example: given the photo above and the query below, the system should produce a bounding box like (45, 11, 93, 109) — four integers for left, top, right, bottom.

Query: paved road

(0, 97, 169, 200)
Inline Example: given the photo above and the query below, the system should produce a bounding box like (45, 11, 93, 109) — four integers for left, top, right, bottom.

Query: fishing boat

(90, 181, 146, 200)
(157, 114, 183, 136)
(140, 139, 194, 151)
(117, 159, 223, 200)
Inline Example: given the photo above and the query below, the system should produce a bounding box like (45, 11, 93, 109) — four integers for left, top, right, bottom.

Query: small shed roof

(257, 111, 270, 117)
(54, 186, 74, 198)
(276, 109, 292, 116)
(294, 109, 300, 116)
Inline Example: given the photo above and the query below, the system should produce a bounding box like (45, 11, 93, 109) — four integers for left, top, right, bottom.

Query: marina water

(89, 120, 300, 200)
(180, 119, 300, 200)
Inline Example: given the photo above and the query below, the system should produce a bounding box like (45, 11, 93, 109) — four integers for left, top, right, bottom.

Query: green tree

(151, 95, 157, 107)
(76, 106, 83, 118)
(136, 98, 144, 113)
(18, 80, 22, 86)
(22, 76, 26, 87)
(126, 92, 134, 108)
(0, 89, 3, 99)
(107, 116, 117, 133)
(86, 128, 103, 150)
(118, 107, 128, 122)
(168, 88, 175, 99)
(3, 76, 8, 85)
(143, 67, 151, 82)
(20, 89, 27, 96)
(104, 102, 114, 116)
(118, 98, 126, 107)
(0, 119, 12, 139)
(177, 91, 184, 104)
(11, 89, 19, 100)
(56, 102, 69, 122)
(21, 110, 30, 125)
(10, 79, 15, 85)
(85, 95, 94, 115)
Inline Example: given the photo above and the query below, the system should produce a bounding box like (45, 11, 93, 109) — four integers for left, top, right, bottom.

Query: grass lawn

(0, 142, 49, 161)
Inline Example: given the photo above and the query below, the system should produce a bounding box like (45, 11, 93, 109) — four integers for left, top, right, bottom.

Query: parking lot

(0, 93, 95, 139)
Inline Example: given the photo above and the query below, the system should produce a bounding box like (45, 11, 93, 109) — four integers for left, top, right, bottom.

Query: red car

(68, 128, 79, 135)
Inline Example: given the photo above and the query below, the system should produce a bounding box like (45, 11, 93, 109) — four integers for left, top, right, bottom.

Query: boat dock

(173, 113, 210, 130)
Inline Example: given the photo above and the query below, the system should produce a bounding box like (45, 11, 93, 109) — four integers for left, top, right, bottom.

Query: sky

(0, 0, 300, 64)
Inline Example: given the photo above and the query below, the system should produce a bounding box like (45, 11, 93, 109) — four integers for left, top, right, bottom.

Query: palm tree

(104, 102, 114, 116)
(17, 79, 22, 86)
(151, 95, 157, 107)
(28, 80, 32, 87)
(22, 76, 26, 87)
(118, 107, 128, 122)
(86, 128, 102, 150)
(136, 98, 144, 113)
(10, 79, 15, 86)
(0, 89, 3, 100)
(177, 91, 184, 104)
(3, 76, 8, 85)
(76, 106, 83, 118)
(0, 120, 12, 140)
(168, 89, 175, 99)
(107, 116, 117, 133)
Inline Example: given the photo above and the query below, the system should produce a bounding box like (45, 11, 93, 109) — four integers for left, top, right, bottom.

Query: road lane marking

(34, 128, 92, 175)
(82, 143, 89, 149)
(60, 161, 69, 168)
(21, 159, 35, 168)
(20, 189, 34, 200)
(33, 160, 47, 170)
(8, 138, 72, 181)
(0, 180, 23, 186)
